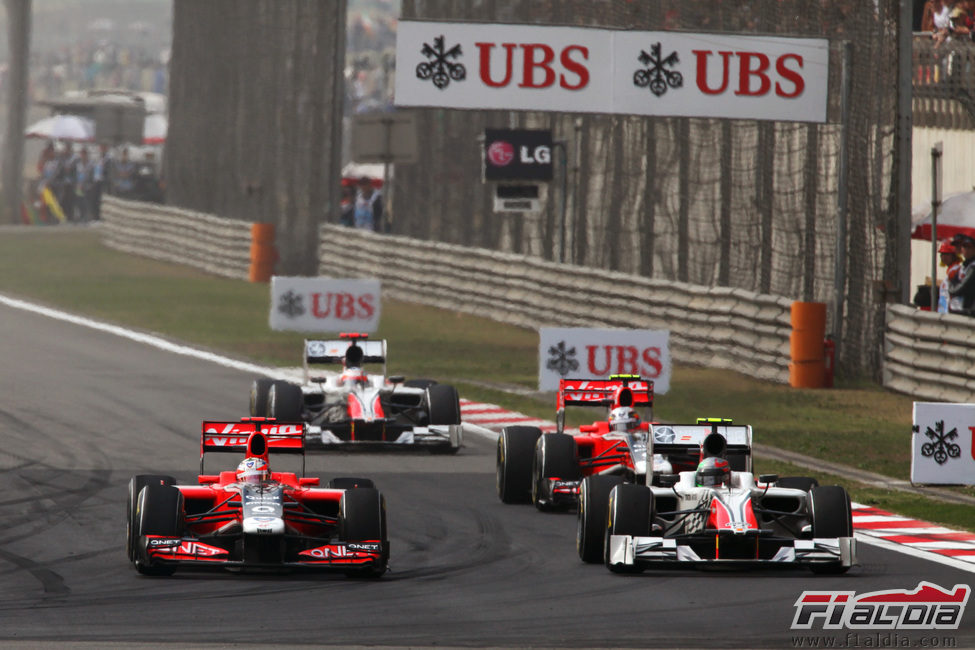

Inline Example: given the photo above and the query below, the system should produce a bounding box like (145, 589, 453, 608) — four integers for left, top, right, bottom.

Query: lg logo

(487, 141, 551, 167)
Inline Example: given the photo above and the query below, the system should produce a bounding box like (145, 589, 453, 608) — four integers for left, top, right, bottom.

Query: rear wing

(200, 418, 306, 475)
(556, 376, 653, 433)
(648, 423, 753, 473)
(303, 337, 387, 381)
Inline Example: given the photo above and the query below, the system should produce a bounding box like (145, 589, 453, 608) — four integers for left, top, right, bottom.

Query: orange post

(249, 222, 276, 283)
(789, 301, 828, 388)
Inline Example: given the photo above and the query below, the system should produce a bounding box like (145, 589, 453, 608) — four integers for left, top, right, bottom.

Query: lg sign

(396, 22, 829, 123)
(484, 129, 553, 181)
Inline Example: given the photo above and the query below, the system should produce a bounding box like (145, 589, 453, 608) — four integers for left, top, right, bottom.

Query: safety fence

(884, 304, 975, 403)
(101, 196, 255, 281)
(318, 225, 792, 384)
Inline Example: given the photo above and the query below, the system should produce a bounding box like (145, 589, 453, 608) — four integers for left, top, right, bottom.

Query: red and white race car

(125, 417, 389, 577)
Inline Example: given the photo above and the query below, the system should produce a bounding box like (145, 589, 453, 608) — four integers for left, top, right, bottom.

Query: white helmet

(236, 456, 269, 485)
(609, 407, 640, 433)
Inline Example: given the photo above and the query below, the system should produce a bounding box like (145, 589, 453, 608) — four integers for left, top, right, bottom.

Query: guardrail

(318, 225, 792, 384)
(884, 304, 975, 402)
(101, 196, 253, 280)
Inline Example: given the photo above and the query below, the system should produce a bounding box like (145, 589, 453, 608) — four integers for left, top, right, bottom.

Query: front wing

(607, 533, 856, 569)
(307, 423, 462, 451)
(144, 535, 388, 571)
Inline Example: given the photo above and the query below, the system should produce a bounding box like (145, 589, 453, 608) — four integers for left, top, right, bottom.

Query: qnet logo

(791, 582, 970, 630)
(486, 141, 515, 166)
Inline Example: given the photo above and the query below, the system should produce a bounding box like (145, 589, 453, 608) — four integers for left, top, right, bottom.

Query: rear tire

(808, 485, 853, 575)
(267, 381, 304, 421)
(427, 384, 461, 425)
(532, 434, 579, 511)
(339, 488, 389, 578)
(250, 378, 273, 417)
(496, 426, 542, 504)
(605, 484, 653, 574)
(134, 483, 183, 576)
(577, 475, 624, 563)
(776, 476, 819, 492)
(328, 477, 376, 490)
(126, 475, 176, 562)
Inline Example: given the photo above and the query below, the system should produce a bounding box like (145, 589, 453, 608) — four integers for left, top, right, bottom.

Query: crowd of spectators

(29, 42, 168, 104)
(922, 0, 975, 44)
(914, 234, 975, 314)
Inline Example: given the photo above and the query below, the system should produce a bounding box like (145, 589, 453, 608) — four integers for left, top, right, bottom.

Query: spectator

(949, 3, 974, 40)
(111, 147, 136, 197)
(948, 234, 975, 314)
(56, 144, 77, 221)
(339, 185, 355, 227)
(73, 147, 94, 222)
(90, 143, 112, 220)
(923, 0, 951, 31)
(937, 239, 963, 313)
(932, 0, 955, 46)
(36, 140, 55, 176)
(353, 175, 383, 232)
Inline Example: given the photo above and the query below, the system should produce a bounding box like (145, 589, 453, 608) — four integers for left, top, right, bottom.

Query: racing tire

(532, 434, 579, 511)
(776, 476, 819, 492)
(605, 483, 654, 574)
(339, 488, 389, 578)
(427, 384, 461, 425)
(126, 474, 176, 562)
(134, 483, 183, 576)
(403, 379, 437, 389)
(250, 378, 273, 417)
(496, 426, 542, 504)
(267, 381, 304, 422)
(577, 475, 625, 563)
(328, 477, 376, 490)
(808, 485, 853, 575)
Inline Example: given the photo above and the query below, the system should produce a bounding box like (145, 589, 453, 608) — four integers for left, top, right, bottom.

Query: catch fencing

(884, 305, 975, 403)
(318, 224, 791, 384)
(101, 196, 252, 280)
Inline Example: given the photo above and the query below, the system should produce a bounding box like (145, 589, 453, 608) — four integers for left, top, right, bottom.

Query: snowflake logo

(546, 341, 579, 376)
(415, 35, 466, 90)
(277, 290, 304, 319)
(918, 420, 961, 465)
(633, 43, 683, 97)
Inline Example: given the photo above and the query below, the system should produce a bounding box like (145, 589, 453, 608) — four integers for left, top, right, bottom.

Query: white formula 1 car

(598, 421, 856, 574)
(250, 334, 462, 453)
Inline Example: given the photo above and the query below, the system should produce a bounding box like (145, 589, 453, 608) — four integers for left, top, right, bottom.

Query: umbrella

(143, 113, 167, 144)
(25, 114, 95, 142)
(911, 191, 975, 241)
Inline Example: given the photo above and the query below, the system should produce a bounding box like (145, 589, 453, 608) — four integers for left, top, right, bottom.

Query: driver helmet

(695, 457, 731, 488)
(236, 456, 269, 485)
(609, 406, 641, 433)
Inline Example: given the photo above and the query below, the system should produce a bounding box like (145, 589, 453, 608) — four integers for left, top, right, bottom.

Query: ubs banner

(396, 21, 829, 123)
(269, 277, 380, 333)
(539, 327, 671, 394)
(911, 402, 975, 485)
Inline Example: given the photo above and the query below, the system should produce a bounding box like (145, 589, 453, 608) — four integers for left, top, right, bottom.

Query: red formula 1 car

(496, 375, 672, 511)
(125, 417, 389, 577)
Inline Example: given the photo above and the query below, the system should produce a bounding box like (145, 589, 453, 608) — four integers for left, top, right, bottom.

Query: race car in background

(602, 422, 855, 574)
(250, 333, 462, 453)
(496, 375, 720, 521)
(125, 417, 389, 577)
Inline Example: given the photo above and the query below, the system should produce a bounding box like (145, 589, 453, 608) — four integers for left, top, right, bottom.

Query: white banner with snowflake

(539, 327, 670, 394)
(911, 402, 975, 484)
(269, 277, 381, 333)
(395, 21, 829, 123)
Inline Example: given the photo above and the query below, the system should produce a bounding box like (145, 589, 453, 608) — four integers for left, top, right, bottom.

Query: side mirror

(298, 477, 320, 487)
(758, 474, 779, 485)
(388, 375, 405, 384)
(658, 474, 679, 488)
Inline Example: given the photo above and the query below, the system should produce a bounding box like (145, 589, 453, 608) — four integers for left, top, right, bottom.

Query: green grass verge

(1, 229, 957, 522)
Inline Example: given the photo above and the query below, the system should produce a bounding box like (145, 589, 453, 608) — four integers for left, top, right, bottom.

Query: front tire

(250, 378, 273, 417)
(126, 474, 176, 562)
(808, 485, 853, 575)
(267, 381, 304, 421)
(427, 384, 461, 425)
(339, 488, 389, 578)
(134, 483, 183, 576)
(496, 426, 541, 504)
(532, 434, 579, 511)
(605, 483, 653, 574)
(577, 475, 624, 563)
